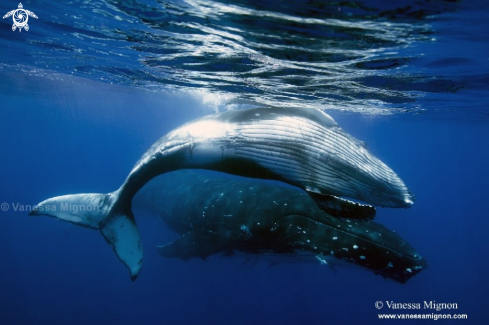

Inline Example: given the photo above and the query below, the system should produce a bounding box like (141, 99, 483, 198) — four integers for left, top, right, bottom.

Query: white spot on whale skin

(240, 225, 252, 236)
(414, 265, 423, 270)
(342, 248, 348, 252)
(406, 268, 412, 273)
(315, 255, 328, 265)
(333, 237, 338, 240)
(307, 239, 310, 243)
(353, 245, 358, 249)
(360, 256, 366, 260)
(387, 262, 394, 268)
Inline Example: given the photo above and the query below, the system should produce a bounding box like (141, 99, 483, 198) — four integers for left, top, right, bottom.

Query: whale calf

(30, 107, 414, 279)
(136, 170, 425, 284)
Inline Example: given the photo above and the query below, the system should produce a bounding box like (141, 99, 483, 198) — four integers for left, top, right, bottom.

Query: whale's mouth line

(280, 214, 421, 260)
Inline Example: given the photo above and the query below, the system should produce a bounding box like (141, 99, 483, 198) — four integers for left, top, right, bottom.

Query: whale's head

(310, 124, 415, 208)
(271, 213, 426, 283)
(246, 107, 416, 208)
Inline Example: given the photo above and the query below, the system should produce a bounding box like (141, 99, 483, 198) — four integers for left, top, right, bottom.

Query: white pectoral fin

(29, 192, 143, 280)
(26, 10, 38, 19)
(3, 10, 14, 19)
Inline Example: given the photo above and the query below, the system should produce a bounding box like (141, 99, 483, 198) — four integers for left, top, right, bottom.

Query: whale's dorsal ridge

(216, 106, 376, 150)
(218, 106, 338, 128)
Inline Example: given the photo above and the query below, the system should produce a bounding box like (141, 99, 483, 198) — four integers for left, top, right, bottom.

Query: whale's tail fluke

(29, 192, 143, 280)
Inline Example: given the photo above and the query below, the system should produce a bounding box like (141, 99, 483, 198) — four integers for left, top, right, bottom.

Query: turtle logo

(3, 3, 38, 32)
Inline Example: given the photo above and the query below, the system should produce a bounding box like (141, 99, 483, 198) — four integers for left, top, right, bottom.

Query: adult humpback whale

(136, 170, 425, 284)
(30, 107, 414, 280)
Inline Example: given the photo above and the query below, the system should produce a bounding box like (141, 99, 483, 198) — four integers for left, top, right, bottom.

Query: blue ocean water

(1, 0, 488, 324)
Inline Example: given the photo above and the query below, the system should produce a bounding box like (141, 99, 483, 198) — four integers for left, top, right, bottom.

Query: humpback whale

(136, 170, 425, 284)
(30, 107, 414, 280)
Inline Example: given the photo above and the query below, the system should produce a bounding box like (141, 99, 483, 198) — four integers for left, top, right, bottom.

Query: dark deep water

(1, 0, 489, 324)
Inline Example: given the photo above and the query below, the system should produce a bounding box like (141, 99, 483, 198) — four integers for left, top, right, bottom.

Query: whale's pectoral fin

(157, 229, 233, 260)
(29, 193, 143, 280)
(308, 193, 376, 220)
